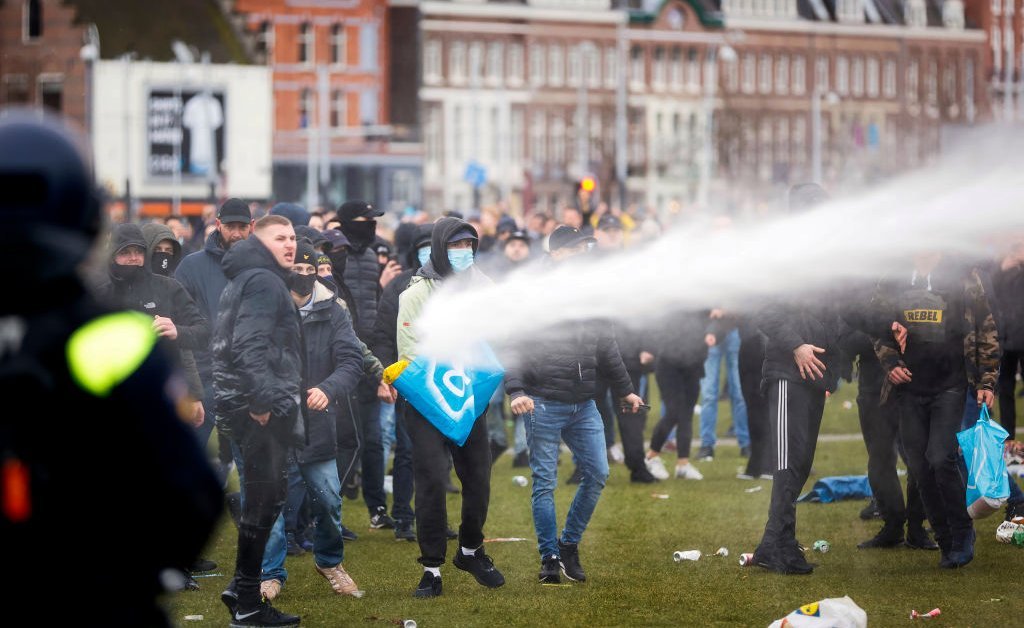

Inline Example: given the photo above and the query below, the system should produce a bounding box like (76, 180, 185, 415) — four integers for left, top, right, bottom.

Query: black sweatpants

(999, 350, 1023, 437)
(739, 345, 771, 477)
(406, 406, 491, 567)
(650, 362, 703, 460)
(595, 371, 648, 476)
(757, 379, 826, 555)
(857, 388, 926, 529)
(897, 387, 972, 548)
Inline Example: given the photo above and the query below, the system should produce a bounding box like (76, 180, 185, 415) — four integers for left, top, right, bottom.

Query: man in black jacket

(214, 215, 302, 627)
(507, 226, 644, 585)
(751, 183, 842, 576)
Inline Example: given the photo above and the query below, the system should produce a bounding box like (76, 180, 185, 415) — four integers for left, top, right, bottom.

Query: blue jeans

(380, 401, 397, 477)
(961, 389, 1024, 507)
(699, 328, 750, 448)
(262, 456, 345, 582)
(526, 398, 609, 558)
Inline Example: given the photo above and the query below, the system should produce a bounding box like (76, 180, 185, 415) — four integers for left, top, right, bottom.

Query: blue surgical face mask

(417, 246, 431, 267)
(447, 248, 474, 273)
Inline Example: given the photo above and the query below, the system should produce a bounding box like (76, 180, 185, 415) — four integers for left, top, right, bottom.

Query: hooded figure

(142, 222, 182, 277)
(270, 202, 311, 227)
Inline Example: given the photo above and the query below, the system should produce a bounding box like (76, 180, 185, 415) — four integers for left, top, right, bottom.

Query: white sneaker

(645, 456, 670, 480)
(675, 463, 704, 480)
(608, 443, 625, 464)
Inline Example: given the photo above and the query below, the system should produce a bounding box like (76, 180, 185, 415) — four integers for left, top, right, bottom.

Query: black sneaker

(558, 541, 586, 582)
(341, 525, 358, 542)
(539, 555, 561, 584)
(512, 451, 530, 468)
(941, 528, 975, 569)
(182, 573, 200, 591)
(394, 520, 416, 542)
(905, 525, 939, 550)
(1006, 501, 1024, 521)
(191, 557, 218, 573)
(285, 533, 305, 556)
(697, 446, 714, 462)
(413, 571, 442, 598)
(453, 547, 505, 588)
(857, 525, 904, 549)
(630, 470, 658, 484)
(221, 585, 239, 617)
(753, 550, 815, 575)
(859, 498, 882, 520)
(566, 466, 583, 485)
(230, 601, 300, 627)
(342, 472, 360, 501)
(369, 506, 395, 530)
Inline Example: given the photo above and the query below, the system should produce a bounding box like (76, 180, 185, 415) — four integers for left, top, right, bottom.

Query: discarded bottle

(910, 608, 941, 619)
(512, 475, 528, 487)
(715, 547, 729, 557)
(673, 550, 701, 562)
(1013, 528, 1024, 547)
(403, 621, 417, 628)
(738, 553, 755, 566)
(812, 539, 830, 553)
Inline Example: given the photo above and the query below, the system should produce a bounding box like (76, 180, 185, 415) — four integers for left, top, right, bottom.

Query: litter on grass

(768, 596, 867, 628)
(745, 486, 763, 493)
(652, 493, 670, 499)
(910, 608, 941, 619)
(483, 537, 529, 543)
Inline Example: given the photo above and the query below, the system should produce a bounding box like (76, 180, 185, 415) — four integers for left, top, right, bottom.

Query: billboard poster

(147, 89, 226, 179)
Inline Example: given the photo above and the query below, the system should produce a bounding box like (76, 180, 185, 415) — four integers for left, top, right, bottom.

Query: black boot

(857, 523, 904, 549)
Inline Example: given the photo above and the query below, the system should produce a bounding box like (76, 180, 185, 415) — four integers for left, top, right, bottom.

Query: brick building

(233, 0, 422, 212)
(966, 0, 1022, 121)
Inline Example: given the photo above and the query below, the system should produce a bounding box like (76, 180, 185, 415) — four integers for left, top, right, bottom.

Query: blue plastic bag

(957, 405, 1010, 519)
(393, 344, 504, 447)
(796, 475, 873, 504)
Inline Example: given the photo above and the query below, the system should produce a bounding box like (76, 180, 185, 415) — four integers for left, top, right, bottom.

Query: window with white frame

(725, 55, 739, 93)
(742, 53, 755, 93)
(943, 62, 956, 107)
(530, 44, 545, 86)
(469, 42, 484, 84)
(883, 58, 896, 98)
(257, 20, 274, 61)
(793, 116, 806, 165)
(835, 55, 849, 95)
(604, 46, 618, 89)
(360, 89, 377, 125)
(775, 116, 789, 162)
(759, 53, 773, 94)
(549, 44, 564, 86)
(926, 58, 938, 104)
(907, 58, 919, 104)
(453, 105, 464, 161)
(487, 41, 504, 86)
(531, 111, 547, 164)
(652, 47, 666, 89)
(23, 0, 42, 40)
(450, 41, 467, 85)
(508, 43, 524, 86)
(511, 108, 524, 164)
(630, 46, 645, 89)
(776, 54, 789, 95)
(330, 89, 345, 127)
(687, 48, 700, 91)
(670, 48, 683, 89)
(299, 87, 312, 128)
(299, 23, 314, 65)
(424, 40, 442, 84)
(331, 24, 346, 66)
(491, 106, 501, 161)
(866, 57, 879, 97)
(359, 24, 378, 69)
(585, 44, 600, 88)
(852, 57, 864, 96)
(992, 29, 1002, 75)
(568, 46, 582, 87)
(425, 106, 441, 166)
(792, 54, 805, 94)
(815, 56, 829, 93)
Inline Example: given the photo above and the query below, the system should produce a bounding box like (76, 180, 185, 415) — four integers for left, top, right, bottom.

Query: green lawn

(169, 384, 1024, 627)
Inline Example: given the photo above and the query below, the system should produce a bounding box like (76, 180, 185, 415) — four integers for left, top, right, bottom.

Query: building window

(851, 57, 864, 96)
(450, 41, 467, 85)
(993, 28, 1002, 75)
(792, 55, 805, 95)
(630, 46, 645, 89)
(300, 87, 312, 128)
(331, 90, 346, 127)
(585, 45, 600, 88)
(256, 20, 274, 60)
(604, 46, 618, 89)
(39, 79, 62, 112)
(359, 24, 378, 69)
(509, 43, 524, 86)
(835, 55, 849, 95)
(424, 40, 442, 84)
(907, 58, 919, 104)
(23, 0, 42, 41)
(487, 41, 504, 86)
(549, 44, 564, 87)
(670, 47, 683, 89)
(687, 48, 700, 91)
(469, 42, 483, 84)
(425, 106, 441, 166)
(776, 54, 789, 95)
(360, 89, 377, 125)
(759, 53, 772, 94)
(531, 110, 547, 165)
(453, 105, 464, 162)
(652, 47, 666, 89)
(883, 58, 897, 98)
(299, 23, 313, 65)
(742, 53, 755, 93)
(491, 106, 501, 162)
(926, 58, 938, 104)
(725, 53, 739, 93)
(568, 46, 582, 87)
(530, 44, 545, 86)
(551, 115, 566, 165)
(815, 56, 829, 93)
(331, 24, 346, 66)
(3, 75, 30, 104)
(511, 108, 524, 164)
(866, 57, 880, 97)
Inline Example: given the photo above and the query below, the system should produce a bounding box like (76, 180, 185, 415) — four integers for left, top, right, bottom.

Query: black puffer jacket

(755, 298, 842, 392)
(212, 236, 303, 442)
(993, 262, 1024, 352)
(651, 309, 710, 369)
(505, 320, 634, 404)
(341, 241, 381, 343)
(296, 281, 364, 464)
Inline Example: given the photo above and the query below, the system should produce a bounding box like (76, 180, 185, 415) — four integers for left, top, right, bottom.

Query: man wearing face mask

(335, 200, 395, 530)
(94, 223, 209, 430)
(397, 217, 505, 598)
(142, 222, 182, 278)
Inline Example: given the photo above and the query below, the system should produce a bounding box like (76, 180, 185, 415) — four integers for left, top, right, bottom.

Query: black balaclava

(109, 223, 149, 284)
(289, 241, 318, 297)
(341, 220, 376, 251)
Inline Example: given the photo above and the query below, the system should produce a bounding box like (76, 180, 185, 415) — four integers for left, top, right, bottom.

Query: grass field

(169, 382, 1024, 627)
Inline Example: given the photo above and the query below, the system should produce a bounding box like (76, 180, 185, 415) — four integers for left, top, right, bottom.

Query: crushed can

(715, 547, 729, 557)
(403, 621, 417, 628)
(910, 608, 941, 619)
(812, 540, 830, 553)
(673, 550, 701, 562)
(738, 553, 755, 567)
(512, 475, 528, 487)
(995, 521, 1022, 543)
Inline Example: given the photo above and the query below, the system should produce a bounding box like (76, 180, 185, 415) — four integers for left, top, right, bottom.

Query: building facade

(233, 0, 422, 212)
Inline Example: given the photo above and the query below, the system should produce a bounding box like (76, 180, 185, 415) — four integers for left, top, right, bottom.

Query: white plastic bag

(768, 596, 867, 628)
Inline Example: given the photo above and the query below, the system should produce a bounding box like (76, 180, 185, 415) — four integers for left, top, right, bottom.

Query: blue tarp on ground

(797, 475, 873, 504)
